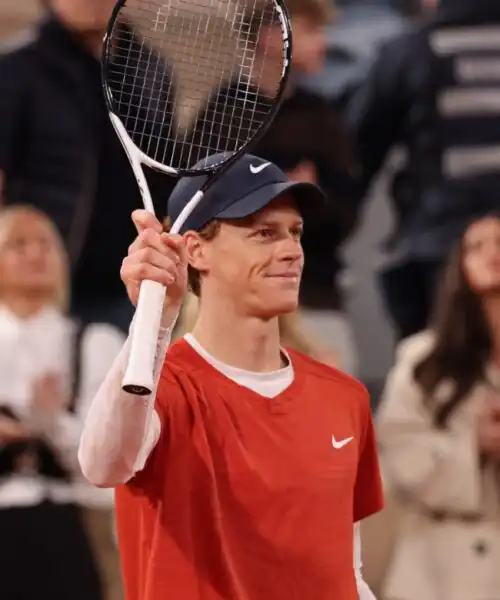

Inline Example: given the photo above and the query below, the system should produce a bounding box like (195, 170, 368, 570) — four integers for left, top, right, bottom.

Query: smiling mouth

(268, 274, 301, 281)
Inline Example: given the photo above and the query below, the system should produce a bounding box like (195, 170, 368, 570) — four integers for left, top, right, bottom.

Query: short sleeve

(353, 393, 384, 522)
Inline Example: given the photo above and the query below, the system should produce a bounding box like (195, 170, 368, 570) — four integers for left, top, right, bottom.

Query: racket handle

(122, 279, 166, 395)
(121, 189, 205, 395)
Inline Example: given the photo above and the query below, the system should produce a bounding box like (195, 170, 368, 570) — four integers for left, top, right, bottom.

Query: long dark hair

(414, 219, 494, 428)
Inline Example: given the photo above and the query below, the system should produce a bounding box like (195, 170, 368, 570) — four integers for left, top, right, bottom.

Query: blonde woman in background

(0, 205, 124, 600)
(174, 290, 339, 365)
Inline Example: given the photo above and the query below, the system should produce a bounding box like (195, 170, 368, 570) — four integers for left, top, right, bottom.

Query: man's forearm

(78, 323, 173, 487)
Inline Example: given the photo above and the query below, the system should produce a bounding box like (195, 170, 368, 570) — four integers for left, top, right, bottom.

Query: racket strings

(105, 0, 287, 171)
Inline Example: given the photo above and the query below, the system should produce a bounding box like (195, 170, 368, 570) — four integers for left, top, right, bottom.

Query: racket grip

(122, 279, 166, 395)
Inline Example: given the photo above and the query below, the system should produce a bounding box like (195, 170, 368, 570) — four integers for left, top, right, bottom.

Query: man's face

(50, 0, 116, 33)
(257, 15, 327, 84)
(290, 16, 327, 76)
(189, 195, 304, 318)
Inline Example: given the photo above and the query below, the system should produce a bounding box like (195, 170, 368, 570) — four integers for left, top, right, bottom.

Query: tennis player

(79, 153, 383, 600)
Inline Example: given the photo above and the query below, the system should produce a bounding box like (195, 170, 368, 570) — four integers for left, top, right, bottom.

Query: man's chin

(265, 297, 299, 318)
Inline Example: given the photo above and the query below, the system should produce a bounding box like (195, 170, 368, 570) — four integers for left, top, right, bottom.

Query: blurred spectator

(0, 0, 165, 333)
(300, 0, 410, 106)
(0, 205, 124, 599)
(348, 0, 500, 340)
(254, 0, 361, 374)
(376, 213, 500, 600)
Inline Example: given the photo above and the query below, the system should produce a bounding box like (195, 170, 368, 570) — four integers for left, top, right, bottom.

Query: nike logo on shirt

(332, 435, 354, 450)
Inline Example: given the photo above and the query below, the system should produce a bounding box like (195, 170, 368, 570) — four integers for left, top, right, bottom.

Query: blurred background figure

(376, 214, 500, 600)
(0, 0, 167, 333)
(348, 0, 500, 340)
(254, 0, 361, 375)
(0, 205, 124, 599)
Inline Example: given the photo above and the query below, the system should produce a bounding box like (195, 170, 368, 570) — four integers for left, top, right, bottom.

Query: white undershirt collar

(183, 333, 294, 399)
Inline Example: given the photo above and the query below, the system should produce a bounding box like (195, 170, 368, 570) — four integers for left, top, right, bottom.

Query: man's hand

(0, 415, 30, 445)
(121, 210, 188, 325)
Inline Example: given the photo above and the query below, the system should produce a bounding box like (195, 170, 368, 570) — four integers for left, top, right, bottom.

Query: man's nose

(278, 238, 303, 263)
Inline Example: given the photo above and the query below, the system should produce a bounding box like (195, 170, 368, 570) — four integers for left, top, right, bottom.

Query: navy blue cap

(167, 152, 325, 233)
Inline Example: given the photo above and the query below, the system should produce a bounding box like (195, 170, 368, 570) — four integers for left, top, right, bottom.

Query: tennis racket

(102, 0, 292, 395)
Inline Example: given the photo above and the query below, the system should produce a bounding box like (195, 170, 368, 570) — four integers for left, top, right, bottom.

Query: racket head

(102, 0, 292, 176)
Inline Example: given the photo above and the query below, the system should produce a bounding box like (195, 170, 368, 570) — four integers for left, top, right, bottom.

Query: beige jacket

(377, 331, 500, 600)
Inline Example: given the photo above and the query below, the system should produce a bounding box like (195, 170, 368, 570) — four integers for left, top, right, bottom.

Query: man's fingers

(128, 228, 167, 258)
(122, 261, 178, 287)
(128, 236, 183, 268)
(135, 247, 180, 273)
(128, 229, 187, 268)
(161, 233, 188, 266)
(122, 244, 182, 281)
(131, 209, 163, 235)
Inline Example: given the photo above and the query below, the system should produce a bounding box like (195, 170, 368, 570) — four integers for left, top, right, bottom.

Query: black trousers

(0, 500, 103, 600)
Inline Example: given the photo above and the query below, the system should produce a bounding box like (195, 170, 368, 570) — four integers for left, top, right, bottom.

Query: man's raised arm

(78, 210, 188, 487)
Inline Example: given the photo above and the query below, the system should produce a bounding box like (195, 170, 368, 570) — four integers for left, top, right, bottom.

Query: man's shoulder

(289, 349, 369, 400)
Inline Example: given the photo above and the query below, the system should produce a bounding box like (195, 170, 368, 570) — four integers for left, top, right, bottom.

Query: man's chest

(153, 384, 362, 568)
(212, 395, 358, 491)
(165, 383, 361, 518)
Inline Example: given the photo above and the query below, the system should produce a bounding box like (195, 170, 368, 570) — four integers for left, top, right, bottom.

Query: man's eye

(254, 228, 274, 239)
(291, 228, 303, 239)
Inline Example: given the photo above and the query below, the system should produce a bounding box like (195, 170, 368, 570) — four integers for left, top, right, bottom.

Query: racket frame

(102, 0, 293, 395)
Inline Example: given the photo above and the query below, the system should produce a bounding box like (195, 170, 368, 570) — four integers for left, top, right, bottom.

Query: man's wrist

(161, 302, 182, 332)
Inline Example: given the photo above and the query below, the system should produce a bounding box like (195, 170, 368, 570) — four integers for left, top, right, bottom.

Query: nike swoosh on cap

(249, 162, 272, 174)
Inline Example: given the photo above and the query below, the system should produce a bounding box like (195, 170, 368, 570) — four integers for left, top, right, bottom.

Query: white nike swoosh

(250, 162, 272, 174)
(332, 435, 354, 450)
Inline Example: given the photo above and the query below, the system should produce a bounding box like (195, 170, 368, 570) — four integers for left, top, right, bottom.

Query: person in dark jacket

(347, 0, 500, 340)
(0, 0, 166, 333)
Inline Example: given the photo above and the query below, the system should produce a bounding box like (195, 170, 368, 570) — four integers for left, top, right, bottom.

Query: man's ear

(184, 231, 210, 273)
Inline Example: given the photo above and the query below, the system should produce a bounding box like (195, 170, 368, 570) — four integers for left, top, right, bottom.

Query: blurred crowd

(1, 0, 500, 598)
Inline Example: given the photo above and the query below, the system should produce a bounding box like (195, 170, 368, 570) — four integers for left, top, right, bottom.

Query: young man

(79, 154, 384, 600)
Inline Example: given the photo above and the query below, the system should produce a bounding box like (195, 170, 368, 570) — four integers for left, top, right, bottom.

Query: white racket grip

(122, 279, 165, 395)
(122, 189, 205, 395)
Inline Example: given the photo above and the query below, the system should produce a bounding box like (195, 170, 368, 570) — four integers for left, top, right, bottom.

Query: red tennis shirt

(115, 339, 384, 600)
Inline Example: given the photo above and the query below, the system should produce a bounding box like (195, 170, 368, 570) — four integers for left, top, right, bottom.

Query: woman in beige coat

(377, 214, 500, 600)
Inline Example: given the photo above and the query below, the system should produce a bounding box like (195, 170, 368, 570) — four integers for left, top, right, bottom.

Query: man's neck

(53, 11, 105, 58)
(191, 301, 282, 373)
(79, 32, 105, 58)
